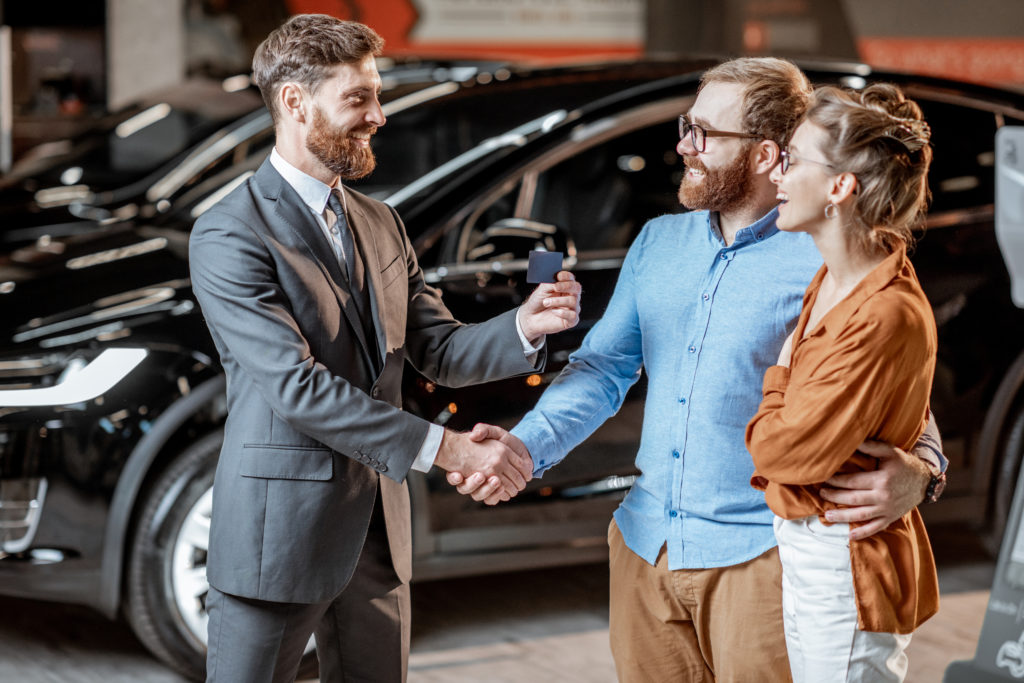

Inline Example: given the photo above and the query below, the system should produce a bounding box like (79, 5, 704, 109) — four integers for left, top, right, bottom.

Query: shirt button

(720, 253, 727, 260)
(688, 345, 696, 353)
(679, 397, 687, 405)
(672, 450, 680, 459)
(330, 228, 338, 235)
(756, 233, 764, 240)
(669, 510, 678, 518)
(702, 293, 709, 301)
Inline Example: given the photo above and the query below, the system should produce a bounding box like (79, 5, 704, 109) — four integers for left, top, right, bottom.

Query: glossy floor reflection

(0, 523, 995, 682)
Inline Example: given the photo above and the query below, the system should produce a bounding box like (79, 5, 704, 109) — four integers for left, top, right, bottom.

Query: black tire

(987, 399, 1024, 557)
(125, 429, 319, 680)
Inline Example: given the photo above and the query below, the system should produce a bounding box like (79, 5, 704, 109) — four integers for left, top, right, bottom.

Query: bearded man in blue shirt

(449, 57, 947, 681)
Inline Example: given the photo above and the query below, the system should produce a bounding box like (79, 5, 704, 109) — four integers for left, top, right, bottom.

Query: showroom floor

(0, 524, 996, 682)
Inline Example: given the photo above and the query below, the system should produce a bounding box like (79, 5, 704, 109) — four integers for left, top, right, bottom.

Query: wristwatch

(923, 471, 947, 504)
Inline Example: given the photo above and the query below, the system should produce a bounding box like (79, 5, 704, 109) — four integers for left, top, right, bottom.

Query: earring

(824, 203, 838, 219)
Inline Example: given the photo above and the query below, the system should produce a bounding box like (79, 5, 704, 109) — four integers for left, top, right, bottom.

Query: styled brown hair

(698, 57, 813, 148)
(252, 14, 384, 125)
(807, 84, 933, 253)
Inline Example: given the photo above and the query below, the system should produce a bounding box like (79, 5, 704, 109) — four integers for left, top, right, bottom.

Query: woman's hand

(777, 331, 795, 368)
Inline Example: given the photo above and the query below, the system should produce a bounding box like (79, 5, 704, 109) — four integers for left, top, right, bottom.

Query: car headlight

(0, 348, 148, 408)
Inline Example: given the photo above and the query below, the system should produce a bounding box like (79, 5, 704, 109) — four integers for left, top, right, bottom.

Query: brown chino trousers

(608, 519, 791, 682)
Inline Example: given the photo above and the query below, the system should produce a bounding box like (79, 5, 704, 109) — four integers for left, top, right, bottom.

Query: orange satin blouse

(745, 245, 939, 634)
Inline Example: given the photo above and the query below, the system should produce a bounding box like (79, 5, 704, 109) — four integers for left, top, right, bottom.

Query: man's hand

(434, 427, 533, 505)
(518, 271, 582, 344)
(446, 423, 533, 505)
(820, 439, 931, 540)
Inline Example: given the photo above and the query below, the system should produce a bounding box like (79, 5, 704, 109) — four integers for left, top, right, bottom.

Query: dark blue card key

(526, 250, 564, 283)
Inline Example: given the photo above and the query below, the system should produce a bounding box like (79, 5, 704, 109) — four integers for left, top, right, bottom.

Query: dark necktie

(327, 190, 357, 284)
(327, 190, 377, 365)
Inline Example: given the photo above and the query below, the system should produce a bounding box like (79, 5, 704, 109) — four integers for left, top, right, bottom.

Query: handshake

(434, 424, 533, 506)
(432, 270, 581, 505)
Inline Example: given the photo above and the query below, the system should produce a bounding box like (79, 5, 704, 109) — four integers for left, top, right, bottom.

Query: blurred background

(3, 0, 1023, 170)
(1, 2, 1023, 682)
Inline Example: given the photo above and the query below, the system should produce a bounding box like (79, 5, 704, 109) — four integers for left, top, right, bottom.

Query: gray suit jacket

(189, 158, 540, 603)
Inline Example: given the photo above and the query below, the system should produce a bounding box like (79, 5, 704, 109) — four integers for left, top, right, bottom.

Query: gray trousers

(205, 495, 410, 683)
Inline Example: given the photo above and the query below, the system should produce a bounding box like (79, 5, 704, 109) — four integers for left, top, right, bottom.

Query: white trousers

(773, 515, 912, 683)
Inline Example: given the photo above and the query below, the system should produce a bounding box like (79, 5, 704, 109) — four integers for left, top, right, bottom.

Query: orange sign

(858, 37, 1024, 86)
(284, 0, 643, 62)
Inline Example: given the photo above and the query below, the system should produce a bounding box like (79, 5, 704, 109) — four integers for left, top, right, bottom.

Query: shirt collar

(814, 244, 909, 338)
(708, 207, 781, 247)
(269, 147, 340, 215)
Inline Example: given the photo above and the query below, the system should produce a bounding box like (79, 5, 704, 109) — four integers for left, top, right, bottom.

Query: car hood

(0, 218, 196, 355)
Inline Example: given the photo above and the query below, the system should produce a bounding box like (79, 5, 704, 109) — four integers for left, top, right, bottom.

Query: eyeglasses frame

(678, 114, 761, 153)
(779, 149, 837, 175)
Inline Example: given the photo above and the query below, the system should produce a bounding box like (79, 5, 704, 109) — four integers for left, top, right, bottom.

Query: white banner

(409, 0, 644, 45)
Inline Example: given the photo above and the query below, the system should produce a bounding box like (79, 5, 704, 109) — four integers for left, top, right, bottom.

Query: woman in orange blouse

(745, 84, 938, 683)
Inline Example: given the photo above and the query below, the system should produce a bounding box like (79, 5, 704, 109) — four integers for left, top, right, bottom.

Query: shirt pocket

(240, 444, 334, 481)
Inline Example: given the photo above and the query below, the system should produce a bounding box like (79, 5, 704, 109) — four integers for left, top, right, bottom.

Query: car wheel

(988, 397, 1024, 556)
(125, 429, 318, 680)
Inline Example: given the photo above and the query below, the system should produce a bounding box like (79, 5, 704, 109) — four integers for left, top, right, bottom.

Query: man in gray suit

(188, 14, 582, 683)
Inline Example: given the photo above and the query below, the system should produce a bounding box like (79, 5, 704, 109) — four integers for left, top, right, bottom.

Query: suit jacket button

(378, 464, 387, 472)
(371, 387, 381, 398)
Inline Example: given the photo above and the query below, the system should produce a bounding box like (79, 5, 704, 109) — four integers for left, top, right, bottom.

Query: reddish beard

(305, 106, 377, 180)
(678, 147, 753, 213)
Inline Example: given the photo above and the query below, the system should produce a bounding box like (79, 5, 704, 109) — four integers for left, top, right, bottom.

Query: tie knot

(327, 189, 345, 218)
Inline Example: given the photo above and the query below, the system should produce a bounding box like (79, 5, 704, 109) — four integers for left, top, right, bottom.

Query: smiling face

(770, 120, 835, 233)
(304, 56, 386, 180)
(677, 81, 756, 213)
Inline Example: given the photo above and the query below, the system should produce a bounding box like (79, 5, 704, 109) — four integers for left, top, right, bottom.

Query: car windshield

(383, 110, 568, 208)
(344, 63, 699, 199)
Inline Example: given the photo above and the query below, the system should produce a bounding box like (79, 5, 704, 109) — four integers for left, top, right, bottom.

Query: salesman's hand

(434, 427, 533, 504)
(447, 423, 534, 506)
(820, 439, 931, 540)
(518, 271, 582, 344)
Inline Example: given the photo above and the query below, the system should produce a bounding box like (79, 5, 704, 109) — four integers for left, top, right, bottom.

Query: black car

(0, 59, 518, 241)
(0, 58, 1022, 679)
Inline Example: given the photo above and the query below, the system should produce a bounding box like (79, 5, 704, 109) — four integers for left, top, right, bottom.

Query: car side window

(528, 118, 684, 252)
(920, 98, 1003, 215)
(452, 116, 685, 263)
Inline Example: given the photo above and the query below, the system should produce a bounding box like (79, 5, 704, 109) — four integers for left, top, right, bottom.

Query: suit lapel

(345, 196, 387, 367)
(254, 161, 378, 368)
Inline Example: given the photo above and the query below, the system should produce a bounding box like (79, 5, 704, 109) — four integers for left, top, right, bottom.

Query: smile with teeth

(350, 129, 375, 144)
(777, 192, 789, 203)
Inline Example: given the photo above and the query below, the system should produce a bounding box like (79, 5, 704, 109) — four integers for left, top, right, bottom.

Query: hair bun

(885, 116, 931, 152)
(860, 84, 930, 153)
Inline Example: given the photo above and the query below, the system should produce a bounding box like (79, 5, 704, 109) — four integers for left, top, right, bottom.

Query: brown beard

(305, 106, 377, 180)
(678, 146, 753, 213)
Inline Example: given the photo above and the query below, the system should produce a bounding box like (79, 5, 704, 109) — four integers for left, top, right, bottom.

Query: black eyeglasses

(779, 150, 836, 174)
(678, 115, 761, 153)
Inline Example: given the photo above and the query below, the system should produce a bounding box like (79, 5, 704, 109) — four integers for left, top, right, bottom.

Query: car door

(404, 95, 693, 573)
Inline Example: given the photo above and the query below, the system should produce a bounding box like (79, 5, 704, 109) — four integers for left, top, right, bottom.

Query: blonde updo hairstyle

(806, 83, 932, 253)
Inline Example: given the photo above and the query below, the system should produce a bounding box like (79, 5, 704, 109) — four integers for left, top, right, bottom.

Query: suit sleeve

(745, 306, 931, 485)
(190, 208, 429, 482)
(391, 204, 543, 386)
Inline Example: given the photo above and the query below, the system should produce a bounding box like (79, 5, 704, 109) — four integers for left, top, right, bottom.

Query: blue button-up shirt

(511, 208, 823, 569)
